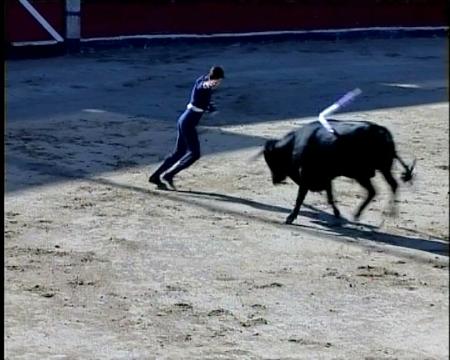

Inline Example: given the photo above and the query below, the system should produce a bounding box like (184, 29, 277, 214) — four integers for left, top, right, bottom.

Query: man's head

(209, 66, 225, 80)
(207, 66, 225, 89)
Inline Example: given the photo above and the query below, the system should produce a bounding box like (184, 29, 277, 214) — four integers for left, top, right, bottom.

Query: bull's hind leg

(286, 186, 308, 224)
(354, 178, 376, 220)
(326, 183, 341, 218)
(381, 169, 399, 217)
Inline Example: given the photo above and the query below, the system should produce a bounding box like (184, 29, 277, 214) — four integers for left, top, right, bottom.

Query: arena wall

(5, 0, 448, 53)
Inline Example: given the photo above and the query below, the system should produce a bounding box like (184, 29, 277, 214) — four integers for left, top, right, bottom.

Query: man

(149, 66, 225, 190)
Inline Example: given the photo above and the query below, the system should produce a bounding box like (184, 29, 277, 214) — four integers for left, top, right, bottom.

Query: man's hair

(209, 66, 225, 80)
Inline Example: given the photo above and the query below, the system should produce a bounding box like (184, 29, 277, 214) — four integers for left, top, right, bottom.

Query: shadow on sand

(89, 176, 450, 258)
(177, 189, 448, 257)
(5, 151, 448, 258)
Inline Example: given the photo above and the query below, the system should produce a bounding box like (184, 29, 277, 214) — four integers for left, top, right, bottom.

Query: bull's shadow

(176, 189, 448, 257)
(296, 210, 448, 257)
(33, 163, 446, 258)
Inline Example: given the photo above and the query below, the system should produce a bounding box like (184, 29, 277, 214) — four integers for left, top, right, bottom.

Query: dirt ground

(5, 36, 449, 359)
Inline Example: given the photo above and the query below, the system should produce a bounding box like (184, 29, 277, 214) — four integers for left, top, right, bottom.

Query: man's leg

(149, 123, 187, 186)
(162, 123, 200, 187)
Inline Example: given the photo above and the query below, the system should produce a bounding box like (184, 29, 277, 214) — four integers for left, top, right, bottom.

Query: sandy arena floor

(5, 36, 449, 359)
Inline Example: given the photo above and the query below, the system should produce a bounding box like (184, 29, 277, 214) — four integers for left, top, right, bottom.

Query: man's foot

(149, 175, 168, 190)
(162, 174, 177, 190)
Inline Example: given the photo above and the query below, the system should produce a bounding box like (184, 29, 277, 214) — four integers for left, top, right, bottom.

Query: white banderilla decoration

(318, 88, 363, 133)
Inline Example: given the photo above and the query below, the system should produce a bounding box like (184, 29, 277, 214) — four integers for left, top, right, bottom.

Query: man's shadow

(70, 173, 447, 258)
(176, 189, 448, 257)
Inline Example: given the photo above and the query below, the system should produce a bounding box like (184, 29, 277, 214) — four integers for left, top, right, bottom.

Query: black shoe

(162, 174, 177, 190)
(149, 175, 168, 190)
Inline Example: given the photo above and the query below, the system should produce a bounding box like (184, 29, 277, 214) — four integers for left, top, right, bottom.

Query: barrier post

(65, 0, 81, 53)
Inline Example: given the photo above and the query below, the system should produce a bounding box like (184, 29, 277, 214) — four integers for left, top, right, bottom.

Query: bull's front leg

(286, 185, 308, 225)
(325, 182, 341, 218)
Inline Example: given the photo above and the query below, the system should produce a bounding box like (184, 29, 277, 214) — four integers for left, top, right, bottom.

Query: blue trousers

(152, 109, 203, 179)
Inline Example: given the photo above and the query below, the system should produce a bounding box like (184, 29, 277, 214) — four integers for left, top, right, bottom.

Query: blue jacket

(188, 75, 217, 112)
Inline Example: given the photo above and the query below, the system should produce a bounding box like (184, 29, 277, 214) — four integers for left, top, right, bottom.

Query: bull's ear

(274, 132, 294, 150)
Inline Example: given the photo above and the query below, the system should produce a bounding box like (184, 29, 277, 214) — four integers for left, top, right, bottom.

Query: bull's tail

(395, 154, 416, 182)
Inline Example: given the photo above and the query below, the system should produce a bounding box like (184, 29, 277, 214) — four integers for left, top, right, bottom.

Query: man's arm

(206, 100, 218, 113)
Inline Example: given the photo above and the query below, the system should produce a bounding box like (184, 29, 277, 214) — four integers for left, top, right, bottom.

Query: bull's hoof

(285, 216, 295, 225)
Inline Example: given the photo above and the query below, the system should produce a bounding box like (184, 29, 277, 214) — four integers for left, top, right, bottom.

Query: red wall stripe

(80, 1, 447, 38)
(6, 0, 447, 43)
(6, 0, 65, 42)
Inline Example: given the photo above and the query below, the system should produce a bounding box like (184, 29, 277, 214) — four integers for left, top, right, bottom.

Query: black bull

(262, 120, 415, 224)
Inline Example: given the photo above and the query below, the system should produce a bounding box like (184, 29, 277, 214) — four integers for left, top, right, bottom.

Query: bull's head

(263, 135, 294, 184)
